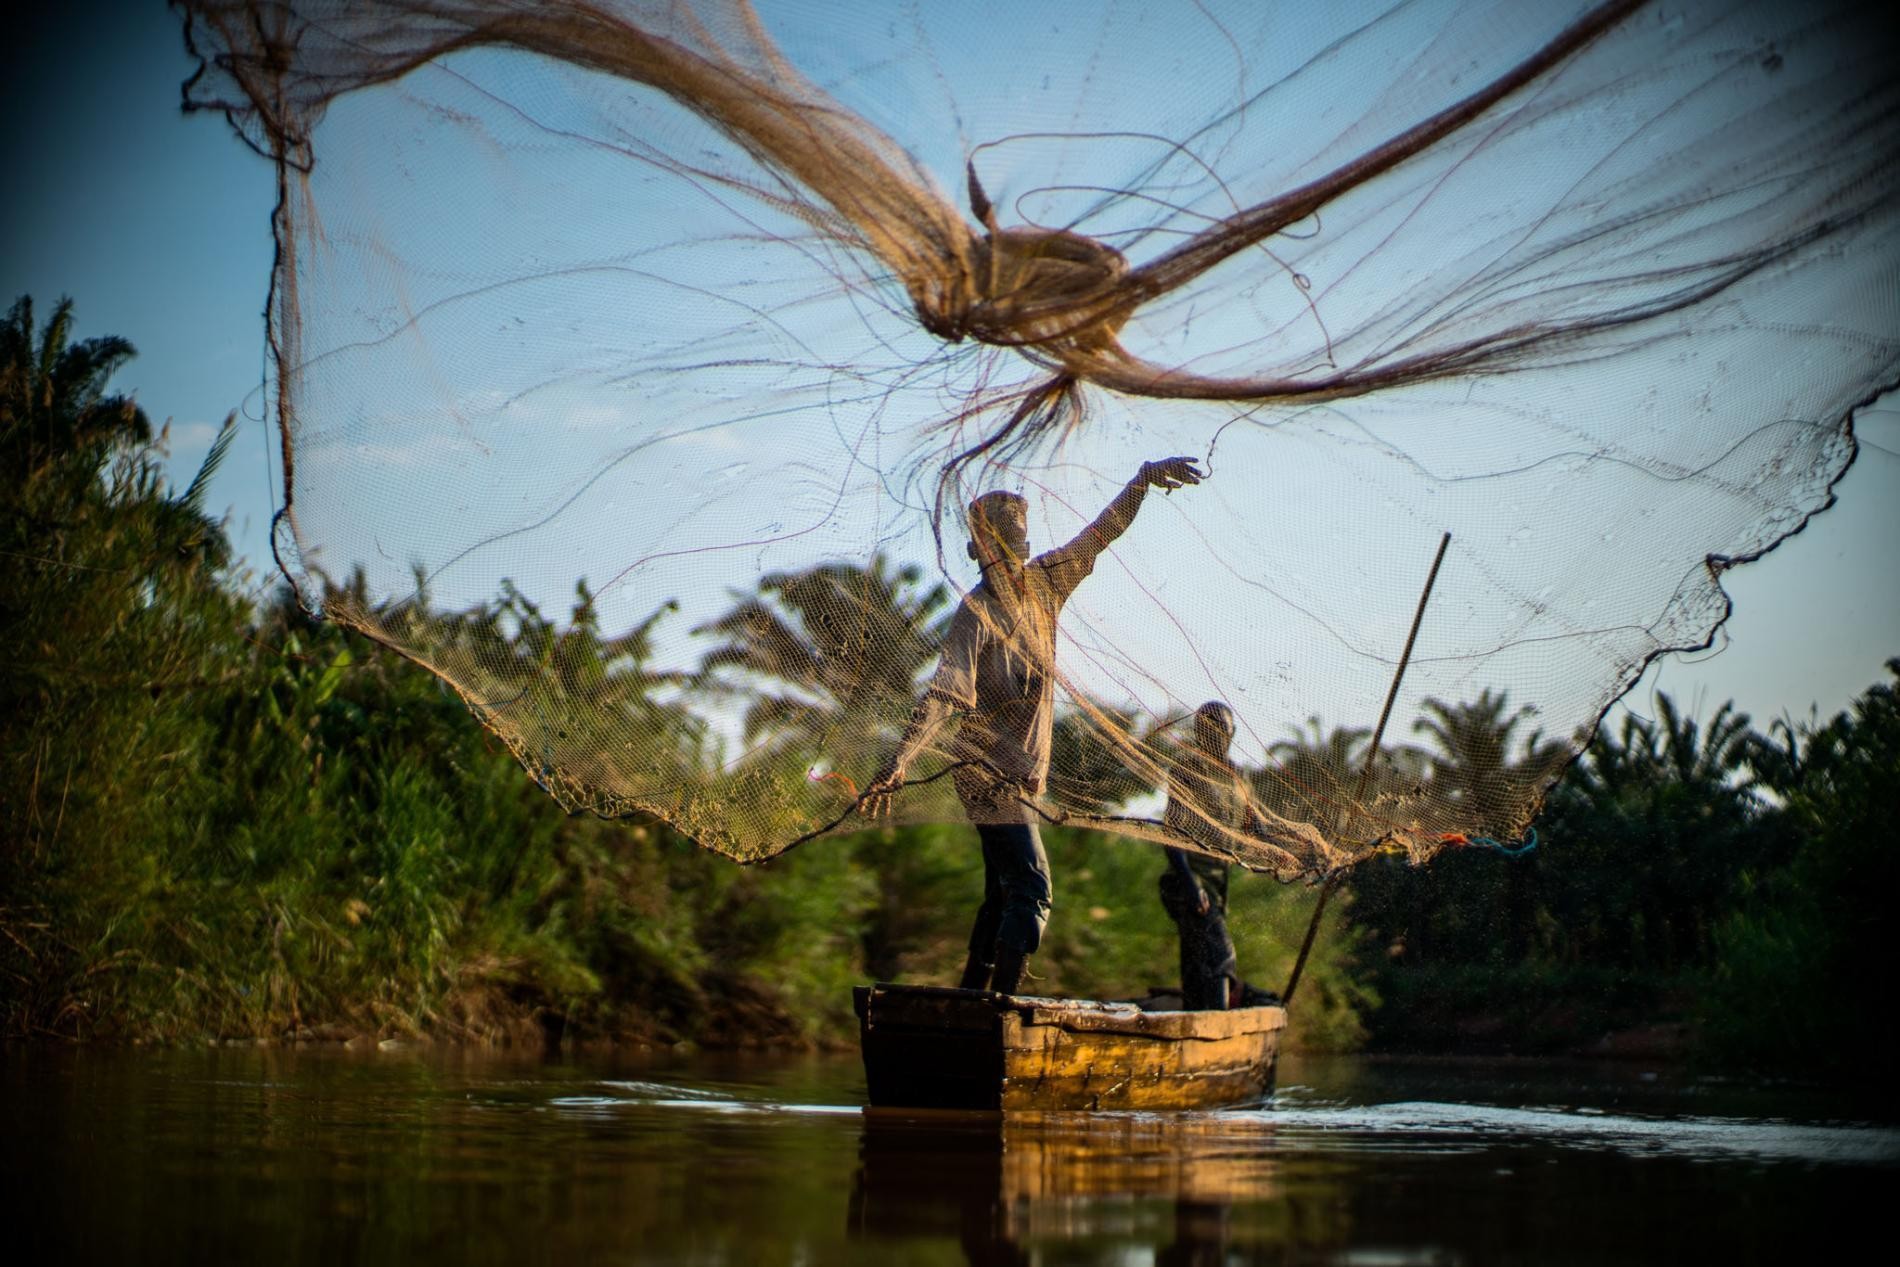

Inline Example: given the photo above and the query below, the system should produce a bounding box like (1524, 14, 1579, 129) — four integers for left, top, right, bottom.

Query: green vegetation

(1700, 672, 1900, 1074)
(1347, 672, 1898, 1076)
(2, 297, 1892, 1080)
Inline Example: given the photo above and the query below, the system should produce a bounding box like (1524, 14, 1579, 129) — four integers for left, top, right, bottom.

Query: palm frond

(179, 413, 238, 514)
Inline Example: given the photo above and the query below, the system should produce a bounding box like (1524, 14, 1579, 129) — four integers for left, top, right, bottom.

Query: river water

(4, 1044, 1890, 1264)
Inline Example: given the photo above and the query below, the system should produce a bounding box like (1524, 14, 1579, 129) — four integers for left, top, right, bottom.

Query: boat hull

(853, 983, 1285, 1111)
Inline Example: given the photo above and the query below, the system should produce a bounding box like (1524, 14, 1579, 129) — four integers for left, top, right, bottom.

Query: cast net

(178, 0, 1899, 875)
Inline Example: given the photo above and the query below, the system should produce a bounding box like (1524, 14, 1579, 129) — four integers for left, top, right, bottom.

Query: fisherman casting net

(179, 0, 1900, 874)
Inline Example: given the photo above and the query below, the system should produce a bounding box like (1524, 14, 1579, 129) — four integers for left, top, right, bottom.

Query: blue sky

(4, 1, 1896, 733)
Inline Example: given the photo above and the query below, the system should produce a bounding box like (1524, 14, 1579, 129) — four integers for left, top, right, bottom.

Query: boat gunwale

(855, 982, 1288, 1043)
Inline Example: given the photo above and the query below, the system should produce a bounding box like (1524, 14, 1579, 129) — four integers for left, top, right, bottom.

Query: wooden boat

(852, 982, 1286, 1111)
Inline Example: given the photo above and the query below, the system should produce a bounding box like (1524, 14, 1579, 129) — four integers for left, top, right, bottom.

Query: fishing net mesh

(179, 0, 1898, 874)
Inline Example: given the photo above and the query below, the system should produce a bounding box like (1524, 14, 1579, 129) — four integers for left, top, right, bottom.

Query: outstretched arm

(860, 692, 957, 817)
(1058, 456, 1204, 575)
(1240, 802, 1320, 874)
(861, 603, 981, 817)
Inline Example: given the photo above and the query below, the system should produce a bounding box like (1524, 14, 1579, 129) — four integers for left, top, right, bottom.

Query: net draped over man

(861, 456, 1205, 995)
(1160, 701, 1297, 1010)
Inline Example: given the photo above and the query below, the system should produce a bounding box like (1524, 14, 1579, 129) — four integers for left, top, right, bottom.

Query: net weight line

(1282, 529, 1452, 1008)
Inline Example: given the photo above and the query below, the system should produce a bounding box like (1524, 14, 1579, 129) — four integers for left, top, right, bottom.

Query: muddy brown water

(4, 1044, 1890, 1264)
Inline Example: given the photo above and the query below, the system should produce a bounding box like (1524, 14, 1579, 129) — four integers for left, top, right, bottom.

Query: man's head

(967, 490, 1030, 570)
(1192, 700, 1236, 758)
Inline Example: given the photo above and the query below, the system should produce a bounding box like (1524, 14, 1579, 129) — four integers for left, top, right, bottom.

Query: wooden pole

(1281, 530, 1451, 1007)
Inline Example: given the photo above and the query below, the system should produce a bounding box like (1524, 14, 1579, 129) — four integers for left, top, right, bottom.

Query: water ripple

(1247, 1099, 1900, 1165)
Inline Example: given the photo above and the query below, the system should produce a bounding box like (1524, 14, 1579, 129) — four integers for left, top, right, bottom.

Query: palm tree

(1, 295, 151, 500)
(1256, 716, 1371, 830)
(1413, 689, 1570, 838)
(2, 298, 250, 999)
(1539, 694, 1763, 968)
(693, 555, 952, 757)
(3, 294, 238, 581)
(695, 556, 954, 978)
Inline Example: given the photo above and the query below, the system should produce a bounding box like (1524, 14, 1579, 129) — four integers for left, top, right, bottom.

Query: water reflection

(852, 1109, 1319, 1263)
(843, 1068, 1896, 1265)
(5, 1046, 1892, 1265)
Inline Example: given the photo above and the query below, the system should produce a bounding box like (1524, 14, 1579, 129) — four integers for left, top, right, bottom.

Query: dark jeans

(1159, 870, 1238, 1010)
(966, 822, 1052, 962)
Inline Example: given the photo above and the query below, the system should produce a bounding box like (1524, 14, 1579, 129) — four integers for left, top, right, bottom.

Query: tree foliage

(1700, 662, 1900, 1075)
(3, 294, 1887, 1072)
(694, 557, 951, 753)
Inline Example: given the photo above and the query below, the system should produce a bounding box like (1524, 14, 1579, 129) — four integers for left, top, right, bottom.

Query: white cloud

(167, 419, 223, 451)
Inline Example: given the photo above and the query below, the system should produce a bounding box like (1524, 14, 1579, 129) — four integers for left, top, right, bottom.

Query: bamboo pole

(1281, 530, 1451, 1007)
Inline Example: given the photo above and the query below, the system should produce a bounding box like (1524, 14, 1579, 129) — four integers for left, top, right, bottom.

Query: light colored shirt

(928, 539, 1096, 823)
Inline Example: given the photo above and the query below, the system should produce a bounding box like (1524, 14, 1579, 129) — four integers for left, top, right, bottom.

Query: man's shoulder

(1029, 543, 1091, 598)
(1030, 544, 1075, 572)
(953, 582, 994, 616)
(1176, 750, 1239, 778)
(942, 584, 999, 640)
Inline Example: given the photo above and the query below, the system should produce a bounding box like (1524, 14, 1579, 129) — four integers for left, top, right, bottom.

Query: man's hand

(1139, 456, 1205, 492)
(1193, 885, 1212, 917)
(860, 760, 905, 818)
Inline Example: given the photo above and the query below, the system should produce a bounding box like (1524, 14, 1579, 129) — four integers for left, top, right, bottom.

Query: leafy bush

(1700, 662, 1900, 1077)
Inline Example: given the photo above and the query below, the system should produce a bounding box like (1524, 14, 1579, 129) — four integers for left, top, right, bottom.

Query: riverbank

(4, 300, 1893, 1082)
